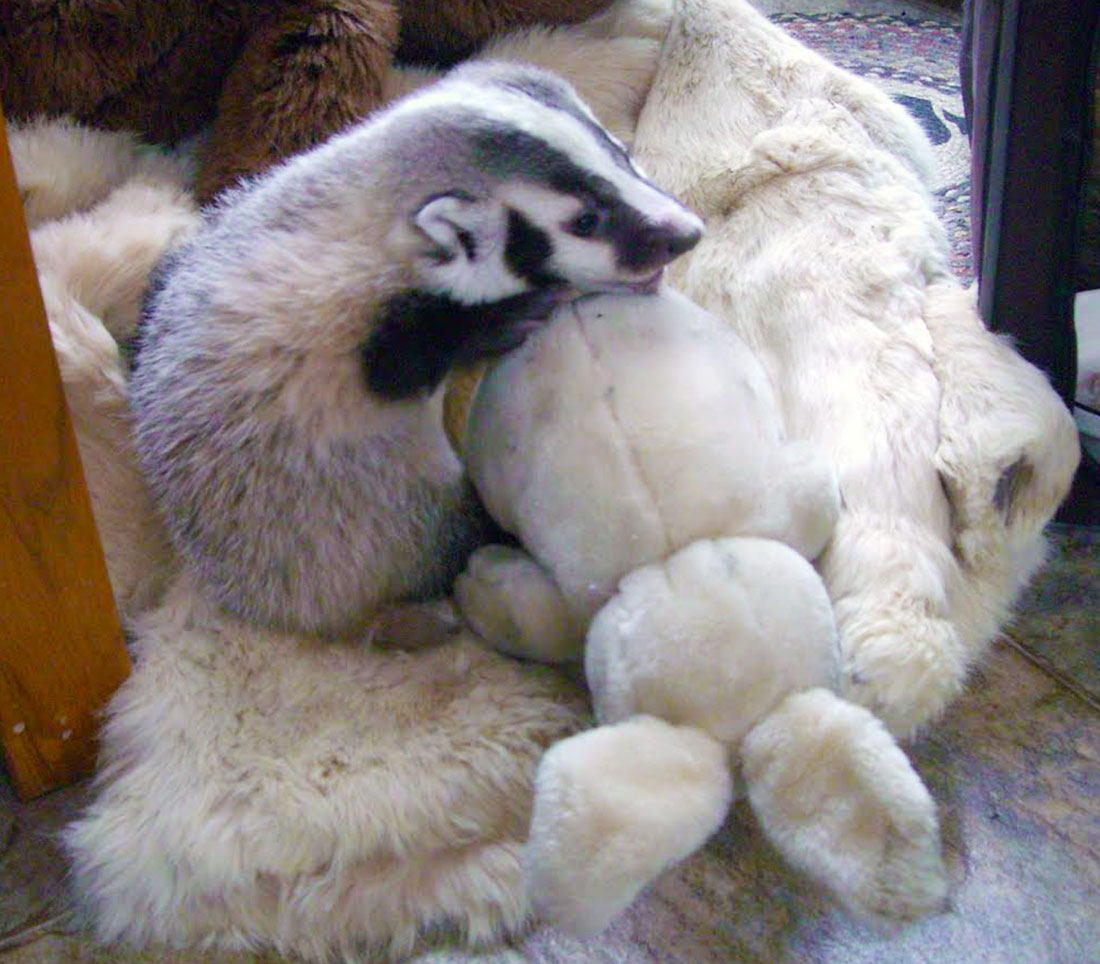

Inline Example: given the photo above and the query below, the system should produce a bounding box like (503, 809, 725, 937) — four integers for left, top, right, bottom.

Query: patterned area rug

(770, 12, 973, 282)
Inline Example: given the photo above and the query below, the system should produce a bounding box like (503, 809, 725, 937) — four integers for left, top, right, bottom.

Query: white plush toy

(454, 287, 949, 936)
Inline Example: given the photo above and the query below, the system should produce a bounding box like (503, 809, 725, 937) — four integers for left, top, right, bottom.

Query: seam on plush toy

(572, 303, 673, 556)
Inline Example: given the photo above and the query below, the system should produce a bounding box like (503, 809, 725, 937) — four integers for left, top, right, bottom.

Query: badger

(130, 59, 703, 641)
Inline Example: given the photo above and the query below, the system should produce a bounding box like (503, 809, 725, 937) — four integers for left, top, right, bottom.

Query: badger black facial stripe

(504, 208, 560, 287)
(471, 124, 617, 201)
(456, 228, 477, 261)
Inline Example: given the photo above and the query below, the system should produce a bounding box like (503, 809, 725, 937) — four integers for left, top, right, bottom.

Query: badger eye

(568, 205, 607, 238)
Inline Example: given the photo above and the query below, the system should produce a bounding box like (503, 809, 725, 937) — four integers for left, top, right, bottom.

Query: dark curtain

(959, 0, 1100, 406)
(960, 0, 1100, 523)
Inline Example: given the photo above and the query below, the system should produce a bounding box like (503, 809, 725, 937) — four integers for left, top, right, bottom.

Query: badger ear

(413, 193, 506, 265)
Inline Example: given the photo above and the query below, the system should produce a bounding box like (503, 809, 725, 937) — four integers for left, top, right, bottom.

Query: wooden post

(0, 110, 130, 800)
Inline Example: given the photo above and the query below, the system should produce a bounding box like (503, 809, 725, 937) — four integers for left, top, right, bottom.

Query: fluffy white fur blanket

(12, 0, 1079, 959)
(631, 0, 1079, 736)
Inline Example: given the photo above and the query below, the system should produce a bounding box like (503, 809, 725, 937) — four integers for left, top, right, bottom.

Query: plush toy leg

(525, 716, 732, 936)
(196, 1, 400, 201)
(741, 688, 947, 921)
(455, 545, 584, 662)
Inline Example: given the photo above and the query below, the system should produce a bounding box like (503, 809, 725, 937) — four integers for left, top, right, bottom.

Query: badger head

(398, 61, 703, 304)
(363, 62, 704, 399)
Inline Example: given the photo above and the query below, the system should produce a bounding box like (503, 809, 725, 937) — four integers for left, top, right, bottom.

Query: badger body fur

(131, 59, 702, 639)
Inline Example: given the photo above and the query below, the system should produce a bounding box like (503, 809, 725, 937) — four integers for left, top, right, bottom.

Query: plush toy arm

(760, 437, 840, 561)
(455, 544, 585, 662)
(741, 687, 948, 921)
(525, 715, 732, 936)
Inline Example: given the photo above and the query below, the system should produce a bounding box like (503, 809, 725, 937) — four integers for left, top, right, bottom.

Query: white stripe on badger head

(384, 76, 673, 221)
(478, 84, 695, 232)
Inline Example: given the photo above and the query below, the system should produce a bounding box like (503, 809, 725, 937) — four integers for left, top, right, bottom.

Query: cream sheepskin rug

(14, 121, 589, 961)
(12, 0, 1079, 959)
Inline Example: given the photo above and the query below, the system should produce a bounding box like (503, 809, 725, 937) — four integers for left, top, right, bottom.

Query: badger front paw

(366, 598, 462, 651)
(455, 544, 583, 662)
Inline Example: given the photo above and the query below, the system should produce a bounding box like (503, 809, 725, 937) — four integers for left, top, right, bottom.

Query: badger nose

(629, 217, 703, 270)
(666, 222, 703, 258)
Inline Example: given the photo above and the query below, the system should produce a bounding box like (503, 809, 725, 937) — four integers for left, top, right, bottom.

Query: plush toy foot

(455, 545, 584, 662)
(741, 688, 948, 921)
(525, 716, 732, 936)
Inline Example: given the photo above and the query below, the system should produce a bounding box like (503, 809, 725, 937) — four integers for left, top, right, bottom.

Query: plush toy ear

(525, 716, 732, 937)
(740, 688, 948, 920)
(413, 193, 505, 266)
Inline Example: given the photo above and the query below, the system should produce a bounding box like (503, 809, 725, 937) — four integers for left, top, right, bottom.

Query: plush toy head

(461, 287, 840, 653)
(454, 288, 948, 934)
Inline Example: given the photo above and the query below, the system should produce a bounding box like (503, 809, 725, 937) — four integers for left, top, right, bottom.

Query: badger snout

(621, 213, 704, 273)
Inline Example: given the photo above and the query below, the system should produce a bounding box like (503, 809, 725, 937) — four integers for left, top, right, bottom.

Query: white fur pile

(13, 0, 1080, 958)
(630, 0, 1079, 736)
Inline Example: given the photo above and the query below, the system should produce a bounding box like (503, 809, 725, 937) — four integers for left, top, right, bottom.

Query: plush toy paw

(769, 438, 841, 561)
(525, 715, 732, 936)
(455, 545, 584, 662)
(741, 688, 948, 921)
